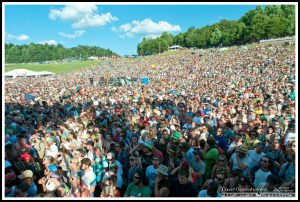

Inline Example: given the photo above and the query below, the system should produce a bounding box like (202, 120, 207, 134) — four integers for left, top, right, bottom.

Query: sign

(141, 77, 149, 85)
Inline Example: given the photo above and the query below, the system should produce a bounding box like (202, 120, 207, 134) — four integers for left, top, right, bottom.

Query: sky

(4, 3, 270, 56)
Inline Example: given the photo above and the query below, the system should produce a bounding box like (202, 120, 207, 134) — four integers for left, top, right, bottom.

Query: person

(38, 164, 61, 197)
(226, 133, 244, 158)
(245, 130, 260, 150)
(65, 172, 81, 197)
(146, 151, 163, 190)
(85, 140, 95, 162)
(100, 175, 120, 197)
(199, 124, 211, 142)
(211, 155, 230, 179)
(265, 138, 286, 171)
(106, 152, 123, 191)
(17, 170, 37, 197)
(246, 143, 266, 174)
(265, 175, 281, 192)
(189, 149, 206, 190)
(140, 141, 154, 171)
(179, 142, 194, 162)
(169, 167, 198, 197)
(278, 141, 295, 189)
(44, 137, 59, 158)
(223, 169, 242, 189)
(250, 155, 277, 189)
(154, 165, 170, 197)
(124, 169, 152, 197)
(229, 145, 250, 176)
(80, 158, 97, 197)
(203, 137, 219, 180)
(198, 181, 222, 197)
(127, 155, 140, 184)
(214, 127, 228, 151)
(18, 153, 38, 177)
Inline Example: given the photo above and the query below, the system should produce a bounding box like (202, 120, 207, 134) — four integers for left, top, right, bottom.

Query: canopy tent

(5, 69, 54, 78)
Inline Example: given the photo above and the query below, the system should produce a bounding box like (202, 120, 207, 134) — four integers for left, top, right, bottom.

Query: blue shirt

(185, 147, 195, 162)
(27, 182, 37, 197)
(214, 134, 228, 151)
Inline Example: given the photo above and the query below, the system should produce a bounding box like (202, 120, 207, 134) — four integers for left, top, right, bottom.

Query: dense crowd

(4, 42, 296, 198)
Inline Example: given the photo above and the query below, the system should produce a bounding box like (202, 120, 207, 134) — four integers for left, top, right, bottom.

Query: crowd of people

(4, 41, 296, 198)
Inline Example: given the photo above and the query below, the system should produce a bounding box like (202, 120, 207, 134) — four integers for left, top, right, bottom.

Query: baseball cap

(19, 153, 32, 161)
(18, 170, 33, 180)
(180, 159, 190, 169)
(153, 150, 163, 162)
(48, 164, 58, 172)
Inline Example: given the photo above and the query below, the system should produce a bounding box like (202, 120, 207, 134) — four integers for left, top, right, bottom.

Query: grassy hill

(5, 60, 102, 74)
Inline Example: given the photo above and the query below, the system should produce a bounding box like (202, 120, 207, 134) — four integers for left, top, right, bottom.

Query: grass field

(5, 60, 103, 74)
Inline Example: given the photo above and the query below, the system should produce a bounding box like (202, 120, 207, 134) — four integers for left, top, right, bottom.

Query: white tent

(5, 69, 54, 78)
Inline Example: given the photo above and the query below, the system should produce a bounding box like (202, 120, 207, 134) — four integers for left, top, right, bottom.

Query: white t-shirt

(253, 168, 272, 189)
(230, 153, 250, 175)
(86, 150, 95, 162)
(82, 168, 97, 190)
(45, 144, 58, 158)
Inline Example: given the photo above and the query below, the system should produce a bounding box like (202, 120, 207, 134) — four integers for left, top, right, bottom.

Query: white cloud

(112, 18, 181, 38)
(17, 34, 29, 41)
(144, 34, 161, 39)
(6, 32, 29, 41)
(38, 40, 58, 45)
(58, 30, 86, 38)
(49, 5, 118, 29)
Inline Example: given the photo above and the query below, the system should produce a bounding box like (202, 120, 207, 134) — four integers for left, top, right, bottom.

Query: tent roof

(5, 69, 54, 77)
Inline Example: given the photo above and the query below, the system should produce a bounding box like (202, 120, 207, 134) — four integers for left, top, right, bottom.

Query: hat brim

(157, 170, 168, 176)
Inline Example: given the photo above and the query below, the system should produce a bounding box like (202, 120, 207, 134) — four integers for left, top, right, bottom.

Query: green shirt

(125, 183, 152, 197)
(204, 147, 219, 179)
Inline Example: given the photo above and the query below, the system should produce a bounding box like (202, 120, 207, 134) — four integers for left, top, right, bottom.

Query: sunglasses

(129, 158, 135, 161)
(134, 176, 140, 179)
(261, 159, 269, 163)
(218, 159, 225, 162)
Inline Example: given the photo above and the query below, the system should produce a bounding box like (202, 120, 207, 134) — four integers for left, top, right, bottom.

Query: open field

(5, 60, 103, 74)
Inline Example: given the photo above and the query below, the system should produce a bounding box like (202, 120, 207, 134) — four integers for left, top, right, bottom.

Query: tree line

(5, 43, 118, 63)
(137, 5, 295, 55)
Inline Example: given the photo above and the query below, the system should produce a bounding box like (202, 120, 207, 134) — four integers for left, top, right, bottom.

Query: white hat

(18, 170, 33, 180)
(157, 165, 169, 176)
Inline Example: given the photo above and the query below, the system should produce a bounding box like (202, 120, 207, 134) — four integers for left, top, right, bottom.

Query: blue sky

(5, 3, 267, 56)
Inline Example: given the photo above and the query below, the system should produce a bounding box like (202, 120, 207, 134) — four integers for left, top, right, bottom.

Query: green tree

(210, 28, 222, 46)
